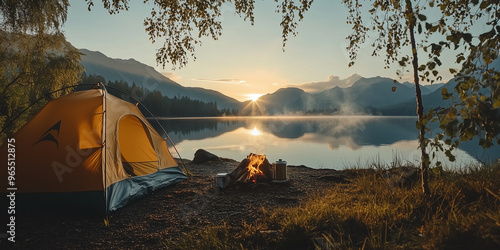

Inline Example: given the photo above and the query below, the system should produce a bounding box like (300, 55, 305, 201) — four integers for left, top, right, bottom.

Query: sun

(247, 94, 263, 102)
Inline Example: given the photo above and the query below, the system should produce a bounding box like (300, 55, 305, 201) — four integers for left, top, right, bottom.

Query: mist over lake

(154, 116, 499, 170)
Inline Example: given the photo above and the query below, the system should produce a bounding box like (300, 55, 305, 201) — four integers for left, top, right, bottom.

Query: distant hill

(380, 57, 500, 115)
(242, 76, 446, 115)
(293, 74, 362, 93)
(80, 48, 495, 116)
(259, 88, 310, 115)
(78, 49, 241, 109)
(401, 82, 445, 95)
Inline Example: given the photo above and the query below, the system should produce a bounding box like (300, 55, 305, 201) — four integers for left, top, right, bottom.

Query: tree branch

(2, 72, 24, 94)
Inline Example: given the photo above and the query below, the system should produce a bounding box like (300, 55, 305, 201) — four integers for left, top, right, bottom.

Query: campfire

(229, 153, 274, 184)
(215, 153, 287, 193)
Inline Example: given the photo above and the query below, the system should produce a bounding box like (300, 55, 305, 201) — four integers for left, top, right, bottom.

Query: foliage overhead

(85, 0, 314, 68)
(424, 0, 500, 160)
(0, 0, 69, 34)
(0, 1, 82, 141)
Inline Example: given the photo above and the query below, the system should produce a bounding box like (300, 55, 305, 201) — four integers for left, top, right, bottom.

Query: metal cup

(273, 159, 287, 180)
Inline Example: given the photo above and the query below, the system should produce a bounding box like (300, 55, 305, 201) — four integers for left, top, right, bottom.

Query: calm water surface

(153, 116, 499, 170)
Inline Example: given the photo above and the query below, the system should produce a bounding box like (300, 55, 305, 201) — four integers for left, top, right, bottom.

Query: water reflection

(248, 127, 259, 136)
(154, 116, 499, 169)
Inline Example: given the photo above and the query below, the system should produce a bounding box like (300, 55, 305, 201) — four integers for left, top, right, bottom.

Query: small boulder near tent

(0, 87, 187, 214)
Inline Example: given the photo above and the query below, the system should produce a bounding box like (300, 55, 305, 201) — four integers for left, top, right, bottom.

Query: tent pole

(99, 82, 109, 224)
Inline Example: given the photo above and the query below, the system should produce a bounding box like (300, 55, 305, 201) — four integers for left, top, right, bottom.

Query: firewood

(228, 158, 251, 185)
(260, 158, 273, 180)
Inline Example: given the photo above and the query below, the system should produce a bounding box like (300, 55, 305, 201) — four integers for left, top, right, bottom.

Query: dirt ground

(7, 158, 347, 249)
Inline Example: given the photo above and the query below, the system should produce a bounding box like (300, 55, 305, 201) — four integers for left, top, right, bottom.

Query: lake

(153, 116, 499, 170)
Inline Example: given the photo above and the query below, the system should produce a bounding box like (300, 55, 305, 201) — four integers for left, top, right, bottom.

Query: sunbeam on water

(250, 126, 261, 136)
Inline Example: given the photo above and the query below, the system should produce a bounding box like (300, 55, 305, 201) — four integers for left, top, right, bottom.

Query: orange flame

(245, 153, 266, 182)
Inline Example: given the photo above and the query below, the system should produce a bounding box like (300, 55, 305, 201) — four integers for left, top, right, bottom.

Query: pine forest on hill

(77, 74, 240, 117)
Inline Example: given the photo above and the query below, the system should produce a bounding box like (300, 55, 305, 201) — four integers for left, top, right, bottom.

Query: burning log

(259, 157, 274, 182)
(228, 158, 251, 183)
(228, 153, 273, 186)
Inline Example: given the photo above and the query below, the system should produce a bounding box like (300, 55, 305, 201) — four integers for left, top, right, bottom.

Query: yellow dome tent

(0, 88, 187, 213)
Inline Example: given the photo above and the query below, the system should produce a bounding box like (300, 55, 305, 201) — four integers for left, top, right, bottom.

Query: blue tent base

(0, 166, 187, 216)
(106, 166, 187, 212)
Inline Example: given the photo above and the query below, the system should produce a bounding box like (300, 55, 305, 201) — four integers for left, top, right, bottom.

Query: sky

(64, 1, 455, 102)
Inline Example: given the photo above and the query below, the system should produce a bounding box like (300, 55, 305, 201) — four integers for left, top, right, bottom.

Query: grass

(170, 161, 500, 249)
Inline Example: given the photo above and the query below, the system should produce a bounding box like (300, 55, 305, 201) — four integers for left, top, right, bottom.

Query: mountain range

(239, 76, 448, 115)
(242, 59, 499, 115)
(79, 48, 498, 116)
(79, 49, 241, 109)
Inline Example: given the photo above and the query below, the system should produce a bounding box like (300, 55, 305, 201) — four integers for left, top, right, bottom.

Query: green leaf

(428, 62, 436, 70)
(425, 22, 432, 30)
(494, 100, 500, 109)
(463, 33, 472, 43)
(416, 121, 422, 130)
(427, 108, 435, 117)
(437, 133, 444, 140)
(479, 29, 495, 42)
(445, 150, 456, 162)
(431, 44, 442, 54)
(446, 110, 457, 120)
(435, 57, 442, 66)
(418, 14, 427, 21)
(480, 1, 489, 9)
